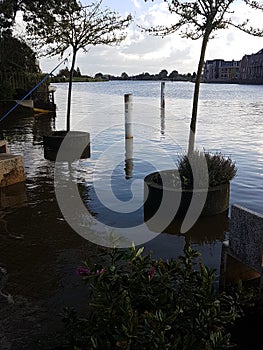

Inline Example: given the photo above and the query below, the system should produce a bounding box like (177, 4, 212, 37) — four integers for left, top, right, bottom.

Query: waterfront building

(203, 48, 263, 85)
(203, 59, 240, 83)
(239, 49, 263, 85)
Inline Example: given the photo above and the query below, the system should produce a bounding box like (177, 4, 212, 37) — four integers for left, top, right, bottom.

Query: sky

(34, 0, 263, 76)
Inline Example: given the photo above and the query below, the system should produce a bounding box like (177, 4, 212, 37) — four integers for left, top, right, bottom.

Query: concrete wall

(228, 204, 263, 274)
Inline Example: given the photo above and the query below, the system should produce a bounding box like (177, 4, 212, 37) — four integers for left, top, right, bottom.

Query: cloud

(39, 0, 263, 76)
(131, 0, 141, 9)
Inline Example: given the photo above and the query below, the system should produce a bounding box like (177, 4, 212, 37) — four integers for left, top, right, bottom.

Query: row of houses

(203, 48, 263, 84)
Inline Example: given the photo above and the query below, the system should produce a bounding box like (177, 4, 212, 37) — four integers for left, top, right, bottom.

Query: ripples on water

(54, 81, 263, 216)
(45, 81, 262, 268)
(1, 81, 263, 290)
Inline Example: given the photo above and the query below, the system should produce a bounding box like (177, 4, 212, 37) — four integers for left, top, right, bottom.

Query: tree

(0, 0, 65, 38)
(75, 67, 81, 77)
(121, 72, 129, 79)
(24, 0, 132, 131)
(169, 69, 179, 80)
(144, 0, 263, 154)
(94, 72, 104, 79)
(57, 67, 71, 78)
(0, 36, 40, 99)
(0, 0, 21, 37)
(158, 69, 168, 79)
(0, 36, 38, 73)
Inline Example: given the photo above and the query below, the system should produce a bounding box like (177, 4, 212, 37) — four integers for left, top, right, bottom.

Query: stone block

(228, 204, 263, 273)
(0, 154, 26, 187)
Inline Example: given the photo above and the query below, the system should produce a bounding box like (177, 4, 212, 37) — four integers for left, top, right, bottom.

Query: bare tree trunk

(187, 30, 210, 155)
(66, 49, 77, 132)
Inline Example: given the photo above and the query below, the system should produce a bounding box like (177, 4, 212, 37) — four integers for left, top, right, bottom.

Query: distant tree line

(51, 67, 196, 83)
(115, 69, 196, 81)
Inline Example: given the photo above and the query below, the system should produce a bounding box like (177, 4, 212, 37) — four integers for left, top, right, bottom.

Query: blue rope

(0, 56, 69, 123)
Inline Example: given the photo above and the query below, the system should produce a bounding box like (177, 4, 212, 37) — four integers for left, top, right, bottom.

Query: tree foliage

(23, 0, 132, 131)
(0, 0, 21, 37)
(143, 0, 263, 154)
(57, 66, 82, 78)
(0, 0, 55, 38)
(144, 0, 263, 39)
(0, 36, 41, 99)
(0, 36, 38, 72)
(158, 69, 168, 79)
(24, 0, 132, 57)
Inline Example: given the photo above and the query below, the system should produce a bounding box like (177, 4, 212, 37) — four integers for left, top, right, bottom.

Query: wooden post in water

(124, 94, 133, 139)
(161, 82, 165, 109)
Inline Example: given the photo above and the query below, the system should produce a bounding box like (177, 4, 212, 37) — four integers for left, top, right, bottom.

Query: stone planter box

(0, 154, 26, 187)
(43, 130, 90, 161)
(144, 170, 230, 220)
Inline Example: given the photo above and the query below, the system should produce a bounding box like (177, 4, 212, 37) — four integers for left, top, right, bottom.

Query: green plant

(177, 151, 237, 189)
(150, 151, 237, 190)
(63, 245, 241, 349)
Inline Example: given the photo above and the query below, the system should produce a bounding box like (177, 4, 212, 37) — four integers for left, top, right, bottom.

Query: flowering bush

(63, 245, 241, 349)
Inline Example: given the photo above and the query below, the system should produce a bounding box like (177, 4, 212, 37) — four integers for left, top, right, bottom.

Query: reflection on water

(0, 182, 27, 210)
(125, 138, 134, 179)
(0, 81, 262, 347)
(0, 112, 98, 348)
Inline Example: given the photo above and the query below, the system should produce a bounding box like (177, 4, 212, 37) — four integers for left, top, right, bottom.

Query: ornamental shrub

(177, 151, 237, 189)
(63, 245, 242, 349)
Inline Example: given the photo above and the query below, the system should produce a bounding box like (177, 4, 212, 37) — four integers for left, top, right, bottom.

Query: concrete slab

(0, 154, 26, 187)
(219, 205, 263, 289)
(228, 204, 263, 274)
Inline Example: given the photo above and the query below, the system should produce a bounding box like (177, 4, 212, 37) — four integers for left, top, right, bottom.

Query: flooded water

(0, 81, 262, 348)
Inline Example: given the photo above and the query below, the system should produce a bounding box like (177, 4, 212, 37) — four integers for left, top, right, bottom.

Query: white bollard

(124, 94, 133, 139)
(161, 82, 165, 109)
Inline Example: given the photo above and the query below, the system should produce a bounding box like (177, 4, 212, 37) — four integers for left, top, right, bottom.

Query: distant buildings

(203, 49, 263, 84)
(239, 49, 263, 84)
(203, 59, 240, 83)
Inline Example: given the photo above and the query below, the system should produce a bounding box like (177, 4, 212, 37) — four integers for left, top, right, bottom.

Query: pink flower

(76, 266, 91, 276)
(96, 268, 105, 275)
(148, 266, 156, 280)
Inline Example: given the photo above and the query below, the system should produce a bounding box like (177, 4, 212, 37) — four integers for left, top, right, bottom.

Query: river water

(0, 81, 262, 348)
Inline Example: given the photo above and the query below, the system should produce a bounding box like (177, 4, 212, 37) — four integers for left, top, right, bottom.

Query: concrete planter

(43, 130, 90, 161)
(144, 169, 230, 219)
(0, 154, 26, 187)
